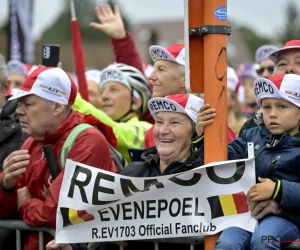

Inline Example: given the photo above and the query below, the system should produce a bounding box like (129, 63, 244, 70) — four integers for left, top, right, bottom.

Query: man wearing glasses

(255, 45, 279, 78)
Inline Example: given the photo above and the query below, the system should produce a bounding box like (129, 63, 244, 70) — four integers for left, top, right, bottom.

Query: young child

(196, 74, 300, 250)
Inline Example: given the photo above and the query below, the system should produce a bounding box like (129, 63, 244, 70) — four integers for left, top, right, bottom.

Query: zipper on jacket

(266, 155, 281, 178)
(255, 135, 275, 159)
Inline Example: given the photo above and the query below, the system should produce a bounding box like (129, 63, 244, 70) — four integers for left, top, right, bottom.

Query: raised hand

(90, 4, 126, 39)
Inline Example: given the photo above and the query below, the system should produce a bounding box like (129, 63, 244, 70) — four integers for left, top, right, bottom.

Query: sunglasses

(256, 66, 274, 75)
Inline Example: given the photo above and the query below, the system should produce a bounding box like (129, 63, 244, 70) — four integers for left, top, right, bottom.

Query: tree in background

(237, 24, 276, 61)
(278, 1, 300, 44)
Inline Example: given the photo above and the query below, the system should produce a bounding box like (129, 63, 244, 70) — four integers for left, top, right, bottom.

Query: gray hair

(175, 63, 185, 75)
(0, 54, 8, 87)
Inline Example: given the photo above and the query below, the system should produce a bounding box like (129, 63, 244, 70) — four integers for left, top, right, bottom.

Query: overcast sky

(0, 0, 299, 40)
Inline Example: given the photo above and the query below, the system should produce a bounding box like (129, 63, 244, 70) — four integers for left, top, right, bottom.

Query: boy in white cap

(255, 45, 278, 78)
(196, 74, 300, 249)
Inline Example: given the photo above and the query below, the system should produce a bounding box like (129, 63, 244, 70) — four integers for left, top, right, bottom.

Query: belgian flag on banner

(207, 191, 248, 219)
(60, 207, 95, 227)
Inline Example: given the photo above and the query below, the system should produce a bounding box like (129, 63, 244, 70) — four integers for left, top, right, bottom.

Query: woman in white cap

(73, 63, 152, 163)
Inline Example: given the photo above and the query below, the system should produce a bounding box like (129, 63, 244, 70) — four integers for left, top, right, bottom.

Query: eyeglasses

(256, 66, 274, 75)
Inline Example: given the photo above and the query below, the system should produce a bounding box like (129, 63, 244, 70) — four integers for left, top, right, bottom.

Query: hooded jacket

(0, 99, 28, 171)
(0, 111, 118, 250)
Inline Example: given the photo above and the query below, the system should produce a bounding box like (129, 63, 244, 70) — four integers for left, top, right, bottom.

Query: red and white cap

(254, 74, 300, 107)
(227, 67, 240, 93)
(149, 44, 185, 66)
(5, 88, 20, 97)
(268, 40, 300, 62)
(8, 67, 77, 105)
(25, 64, 39, 75)
(148, 94, 204, 123)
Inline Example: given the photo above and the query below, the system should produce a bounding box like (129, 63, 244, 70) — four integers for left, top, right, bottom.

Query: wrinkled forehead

(154, 60, 177, 69)
(276, 48, 300, 62)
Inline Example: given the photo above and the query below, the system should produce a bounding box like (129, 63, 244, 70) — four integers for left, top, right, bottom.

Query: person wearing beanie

(7, 60, 28, 89)
(255, 45, 279, 78)
(0, 67, 118, 250)
(197, 74, 300, 249)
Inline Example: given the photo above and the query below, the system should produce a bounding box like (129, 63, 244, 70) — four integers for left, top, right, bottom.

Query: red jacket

(111, 32, 154, 124)
(144, 125, 236, 148)
(0, 111, 118, 250)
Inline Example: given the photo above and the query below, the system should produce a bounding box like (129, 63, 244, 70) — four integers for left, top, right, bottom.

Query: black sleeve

(238, 117, 258, 137)
(70, 243, 88, 250)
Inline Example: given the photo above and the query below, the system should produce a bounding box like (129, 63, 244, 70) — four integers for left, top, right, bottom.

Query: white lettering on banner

(101, 70, 123, 82)
(148, 100, 177, 112)
(55, 159, 257, 243)
(151, 48, 169, 60)
(254, 81, 274, 96)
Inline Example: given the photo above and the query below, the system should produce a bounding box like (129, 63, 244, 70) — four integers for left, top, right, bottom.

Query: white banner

(56, 158, 257, 243)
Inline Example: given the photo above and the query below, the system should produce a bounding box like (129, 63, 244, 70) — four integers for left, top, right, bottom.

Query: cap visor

(268, 46, 300, 62)
(7, 91, 34, 101)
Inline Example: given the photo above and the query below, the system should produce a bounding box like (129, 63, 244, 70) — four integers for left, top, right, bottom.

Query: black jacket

(0, 99, 27, 171)
(71, 147, 204, 250)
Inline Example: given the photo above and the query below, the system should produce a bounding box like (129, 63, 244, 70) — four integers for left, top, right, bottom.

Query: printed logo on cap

(148, 94, 204, 123)
(99, 67, 131, 90)
(149, 44, 185, 66)
(7, 67, 77, 105)
(254, 74, 300, 107)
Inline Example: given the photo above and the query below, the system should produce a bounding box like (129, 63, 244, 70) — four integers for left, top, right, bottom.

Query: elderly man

(144, 44, 236, 148)
(255, 45, 278, 78)
(0, 67, 118, 250)
(0, 54, 27, 171)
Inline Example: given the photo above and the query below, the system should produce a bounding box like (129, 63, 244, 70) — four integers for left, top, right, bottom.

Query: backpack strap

(60, 123, 93, 168)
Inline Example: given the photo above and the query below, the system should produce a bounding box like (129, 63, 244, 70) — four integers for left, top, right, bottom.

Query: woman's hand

(196, 104, 216, 136)
(46, 240, 72, 250)
(90, 4, 126, 39)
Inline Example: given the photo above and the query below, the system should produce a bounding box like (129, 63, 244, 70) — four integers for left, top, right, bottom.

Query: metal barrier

(0, 220, 299, 250)
(0, 220, 55, 250)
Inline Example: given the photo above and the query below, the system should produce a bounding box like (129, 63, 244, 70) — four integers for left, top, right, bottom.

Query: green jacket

(72, 94, 152, 162)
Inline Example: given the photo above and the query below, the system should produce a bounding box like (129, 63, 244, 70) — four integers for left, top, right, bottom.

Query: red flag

(70, 0, 89, 101)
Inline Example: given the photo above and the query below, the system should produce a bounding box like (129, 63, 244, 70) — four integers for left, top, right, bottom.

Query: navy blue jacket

(196, 124, 300, 209)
